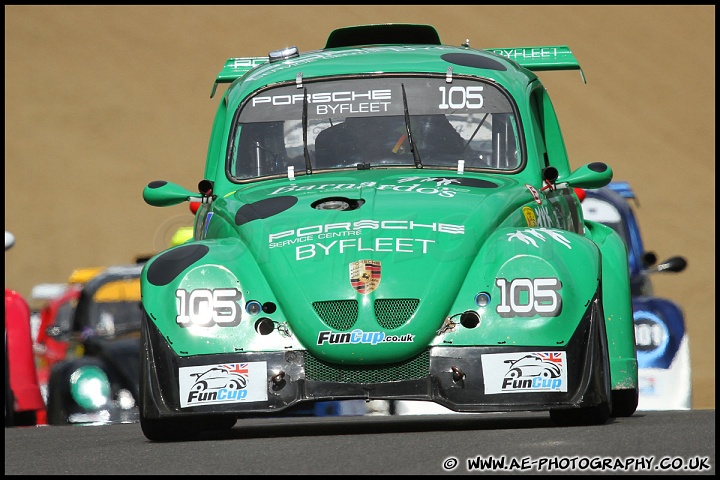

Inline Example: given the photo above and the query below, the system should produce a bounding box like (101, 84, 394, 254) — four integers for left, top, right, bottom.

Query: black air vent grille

(312, 300, 358, 330)
(305, 349, 430, 383)
(374, 298, 419, 329)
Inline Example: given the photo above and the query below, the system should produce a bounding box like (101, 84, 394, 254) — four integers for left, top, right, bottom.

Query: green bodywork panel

(584, 220, 639, 389)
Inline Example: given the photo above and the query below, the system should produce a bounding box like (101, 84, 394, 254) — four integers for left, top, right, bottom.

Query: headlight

(70, 365, 111, 410)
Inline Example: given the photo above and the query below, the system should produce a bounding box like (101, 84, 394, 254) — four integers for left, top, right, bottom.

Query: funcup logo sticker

(317, 329, 415, 346)
(179, 362, 268, 407)
(482, 352, 567, 394)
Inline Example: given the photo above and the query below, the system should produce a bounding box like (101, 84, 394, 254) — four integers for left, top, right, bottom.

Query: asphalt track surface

(5, 410, 715, 475)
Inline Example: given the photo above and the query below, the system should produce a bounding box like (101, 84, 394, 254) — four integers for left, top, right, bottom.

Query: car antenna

(302, 86, 313, 175)
(401, 83, 423, 169)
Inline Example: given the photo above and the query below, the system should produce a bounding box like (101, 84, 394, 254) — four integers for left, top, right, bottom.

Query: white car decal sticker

(179, 362, 268, 407)
(482, 352, 567, 394)
(506, 228, 571, 249)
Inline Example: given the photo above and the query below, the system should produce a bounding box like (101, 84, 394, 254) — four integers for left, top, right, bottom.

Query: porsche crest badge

(349, 260, 381, 294)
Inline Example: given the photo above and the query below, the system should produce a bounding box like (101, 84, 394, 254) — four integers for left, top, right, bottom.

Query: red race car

(5, 231, 45, 427)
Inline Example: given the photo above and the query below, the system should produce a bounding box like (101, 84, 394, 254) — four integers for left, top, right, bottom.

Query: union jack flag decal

(537, 352, 564, 365)
(222, 363, 249, 377)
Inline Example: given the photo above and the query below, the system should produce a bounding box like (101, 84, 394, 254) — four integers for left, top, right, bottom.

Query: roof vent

(325, 24, 441, 49)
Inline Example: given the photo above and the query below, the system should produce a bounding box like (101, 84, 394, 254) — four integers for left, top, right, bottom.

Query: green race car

(139, 23, 638, 441)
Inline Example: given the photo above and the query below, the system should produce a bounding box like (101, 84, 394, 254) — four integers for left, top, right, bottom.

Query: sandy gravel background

(5, 5, 714, 409)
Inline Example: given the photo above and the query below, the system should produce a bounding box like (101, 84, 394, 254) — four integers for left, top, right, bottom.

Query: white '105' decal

(495, 278, 562, 317)
(438, 86, 484, 109)
(175, 288, 242, 327)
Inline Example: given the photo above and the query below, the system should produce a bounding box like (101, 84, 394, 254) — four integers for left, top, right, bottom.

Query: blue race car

(581, 181, 691, 410)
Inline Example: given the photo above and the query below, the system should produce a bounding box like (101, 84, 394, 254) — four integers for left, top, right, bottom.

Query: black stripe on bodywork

(146, 244, 209, 286)
(588, 162, 609, 172)
(235, 196, 298, 226)
(448, 177, 499, 189)
(441, 53, 507, 71)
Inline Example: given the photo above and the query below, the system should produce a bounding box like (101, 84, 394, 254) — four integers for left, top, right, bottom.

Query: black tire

(5, 366, 15, 427)
(205, 414, 237, 431)
(139, 313, 201, 442)
(45, 364, 72, 426)
(550, 296, 612, 427)
(140, 413, 202, 442)
(138, 313, 237, 441)
(140, 412, 236, 442)
(611, 388, 638, 417)
(549, 401, 611, 426)
(5, 332, 16, 428)
(11, 410, 37, 427)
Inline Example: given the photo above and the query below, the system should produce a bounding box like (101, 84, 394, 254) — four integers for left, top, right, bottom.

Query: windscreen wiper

(401, 84, 423, 169)
(302, 87, 312, 175)
(461, 113, 489, 153)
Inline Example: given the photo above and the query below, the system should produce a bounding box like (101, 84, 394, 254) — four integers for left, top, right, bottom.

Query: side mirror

(143, 181, 199, 207)
(558, 162, 613, 189)
(46, 325, 72, 341)
(648, 255, 687, 274)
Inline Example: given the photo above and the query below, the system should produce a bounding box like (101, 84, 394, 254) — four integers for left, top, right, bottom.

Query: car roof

(227, 47, 531, 110)
(212, 24, 584, 107)
(68, 266, 105, 284)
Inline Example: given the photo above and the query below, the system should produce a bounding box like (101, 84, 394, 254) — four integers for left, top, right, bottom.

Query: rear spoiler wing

(211, 45, 585, 98)
(211, 57, 269, 98)
(485, 46, 586, 83)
